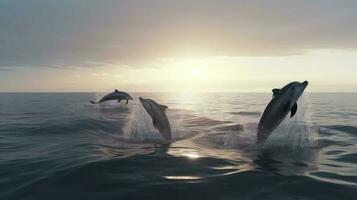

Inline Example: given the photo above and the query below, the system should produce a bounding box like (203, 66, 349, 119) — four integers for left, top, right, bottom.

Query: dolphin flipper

(90, 101, 97, 104)
(290, 103, 298, 118)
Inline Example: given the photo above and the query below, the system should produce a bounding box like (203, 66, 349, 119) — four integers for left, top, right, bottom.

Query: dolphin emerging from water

(139, 97, 172, 143)
(257, 81, 309, 145)
(90, 90, 133, 104)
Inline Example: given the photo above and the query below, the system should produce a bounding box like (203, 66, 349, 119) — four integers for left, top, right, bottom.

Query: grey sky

(1, 0, 357, 68)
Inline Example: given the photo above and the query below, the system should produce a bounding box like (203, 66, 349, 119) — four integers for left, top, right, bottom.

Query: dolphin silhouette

(139, 97, 172, 143)
(90, 90, 133, 104)
(257, 81, 309, 144)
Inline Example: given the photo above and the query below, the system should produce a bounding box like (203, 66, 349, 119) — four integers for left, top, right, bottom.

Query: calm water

(0, 93, 356, 199)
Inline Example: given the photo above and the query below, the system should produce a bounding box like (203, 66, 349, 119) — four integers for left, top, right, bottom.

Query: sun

(189, 67, 201, 77)
(166, 58, 209, 82)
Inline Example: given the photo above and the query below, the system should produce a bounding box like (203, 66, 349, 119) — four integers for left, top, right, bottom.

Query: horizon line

(0, 91, 356, 94)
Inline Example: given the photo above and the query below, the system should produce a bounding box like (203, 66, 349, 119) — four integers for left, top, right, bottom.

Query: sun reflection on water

(164, 176, 202, 180)
(167, 148, 203, 160)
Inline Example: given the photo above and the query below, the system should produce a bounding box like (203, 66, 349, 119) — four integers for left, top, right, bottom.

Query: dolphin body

(139, 97, 172, 143)
(90, 90, 133, 104)
(257, 81, 309, 145)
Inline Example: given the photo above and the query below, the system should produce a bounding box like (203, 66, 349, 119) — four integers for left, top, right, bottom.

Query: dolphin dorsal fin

(272, 89, 280, 97)
(159, 104, 168, 112)
(290, 103, 298, 118)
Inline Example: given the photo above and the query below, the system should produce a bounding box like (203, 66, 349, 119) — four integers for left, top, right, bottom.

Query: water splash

(122, 103, 162, 143)
(122, 103, 196, 144)
(263, 95, 319, 150)
(222, 123, 256, 149)
(215, 95, 319, 151)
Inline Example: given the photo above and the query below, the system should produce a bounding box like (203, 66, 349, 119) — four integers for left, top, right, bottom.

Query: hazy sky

(1, 0, 357, 92)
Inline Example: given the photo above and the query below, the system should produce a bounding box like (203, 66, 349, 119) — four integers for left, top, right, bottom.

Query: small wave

(311, 171, 357, 186)
(181, 116, 230, 127)
(317, 139, 352, 148)
(24, 118, 124, 136)
(324, 125, 357, 136)
(229, 111, 261, 116)
(334, 153, 357, 164)
(213, 124, 244, 132)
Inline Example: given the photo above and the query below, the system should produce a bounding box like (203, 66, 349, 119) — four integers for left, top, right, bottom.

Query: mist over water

(0, 93, 356, 199)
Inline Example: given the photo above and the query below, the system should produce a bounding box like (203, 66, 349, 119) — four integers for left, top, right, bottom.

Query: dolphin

(257, 81, 309, 145)
(139, 97, 172, 143)
(90, 90, 133, 104)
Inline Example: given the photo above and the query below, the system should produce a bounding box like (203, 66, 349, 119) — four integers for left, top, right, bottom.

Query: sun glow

(169, 66, 206, 82)
(189, 67, 201, 78)
(157, 57, 240, 92)
(17, 50, 357, 93)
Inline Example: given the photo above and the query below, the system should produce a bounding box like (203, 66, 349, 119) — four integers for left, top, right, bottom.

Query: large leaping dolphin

(90, 90, 133, 104)
(139, 97, 172, 144)
(257, 81, 309, 145)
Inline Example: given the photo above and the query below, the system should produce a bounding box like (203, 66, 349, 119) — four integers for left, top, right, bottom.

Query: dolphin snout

(300, 81, 309, 91)
(139, 97, 145, 104)
(302, 81, 309, 89)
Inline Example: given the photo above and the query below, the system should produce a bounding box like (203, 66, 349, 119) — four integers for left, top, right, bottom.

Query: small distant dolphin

(139, 97, 172, 143)
(257, 81, 309, 145)
(90, 90, 133, 104)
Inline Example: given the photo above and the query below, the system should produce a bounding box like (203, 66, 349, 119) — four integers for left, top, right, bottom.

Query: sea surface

(0, 93, 356, 200)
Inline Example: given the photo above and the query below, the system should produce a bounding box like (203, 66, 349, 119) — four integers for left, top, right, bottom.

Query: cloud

(92, 73, 109, 77)
(0, 0, 357, 68)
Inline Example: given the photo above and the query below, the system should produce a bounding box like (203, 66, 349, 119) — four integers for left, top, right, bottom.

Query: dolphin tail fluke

(90, 100, 97, 104)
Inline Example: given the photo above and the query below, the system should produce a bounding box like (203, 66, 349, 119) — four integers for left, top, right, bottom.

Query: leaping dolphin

(257, 81, 309, 145)
(90, 90, 133, 105)
(139, 97, 172, 144)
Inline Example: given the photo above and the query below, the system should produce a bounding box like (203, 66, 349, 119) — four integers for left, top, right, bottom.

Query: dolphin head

(139, 97, 153, 116)
(275, 80, 309, 117)
(284, 81, 309, 105)
(127, 95, 134, 100)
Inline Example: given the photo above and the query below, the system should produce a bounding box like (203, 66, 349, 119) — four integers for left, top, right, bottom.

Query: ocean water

(0, 93, 356, 200)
